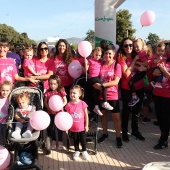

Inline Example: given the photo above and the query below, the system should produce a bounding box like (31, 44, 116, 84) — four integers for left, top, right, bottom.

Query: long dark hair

(54, 39, 72, 65)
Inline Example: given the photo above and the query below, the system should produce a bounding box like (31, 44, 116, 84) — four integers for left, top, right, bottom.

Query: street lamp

(6, 14, 10, 26)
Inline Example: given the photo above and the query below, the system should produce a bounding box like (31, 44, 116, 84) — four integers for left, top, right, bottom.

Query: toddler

(128, 38, 148, 106)
(86, 47, 113, 116)
(11, 91, 36, 139)
(151, 43, 167, 88)
(65, 85, 90, 161)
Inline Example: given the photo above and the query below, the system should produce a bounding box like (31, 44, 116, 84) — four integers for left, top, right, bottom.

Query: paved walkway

(38, 116, 170, 170)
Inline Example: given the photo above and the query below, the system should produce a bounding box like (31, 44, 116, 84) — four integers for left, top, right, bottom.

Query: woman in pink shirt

(93, 44, 122, 148)
(152, 54, 170, 149)
(53, 39, 74, 100)
(30, 42, 56, 92)
(117, 38, 147, 142)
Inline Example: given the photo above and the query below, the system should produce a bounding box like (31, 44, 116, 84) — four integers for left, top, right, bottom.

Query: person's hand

(85, 125, 89, 132)
(153, 68, 161, 76)
(20, 118, 26, 123)
(158, 62, 167, 72)
(136, 64, 147, 72)
(28, 77, 39, 84)
(93, 83, 102, 90)
(134, 55, 140, 61)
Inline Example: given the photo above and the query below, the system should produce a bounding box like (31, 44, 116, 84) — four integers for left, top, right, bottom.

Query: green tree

(0, 24, 36, 46)
(84, 29, 95, 47)
(146, 33, 160, 51)
(116, 9, 136, 44)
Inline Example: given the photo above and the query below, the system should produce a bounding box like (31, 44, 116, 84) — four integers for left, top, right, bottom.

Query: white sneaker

(58, 141, 64, 150)
(82, 151, 90, 160)
(51, 140, 56, 150)
(12, 130, 21, 139)
(22, 130, 32, 138)
(93, 108, 103, 116)
(102, 102, 113, 110)
(73, 151, 80, 161)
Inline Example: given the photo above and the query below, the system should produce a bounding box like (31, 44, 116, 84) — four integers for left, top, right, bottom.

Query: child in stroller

(11, 91, 36, 139)
(7, 86, 43, 170)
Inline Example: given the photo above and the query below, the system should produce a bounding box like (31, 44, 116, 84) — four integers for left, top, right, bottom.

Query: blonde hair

(133, 38, 147, 51)
(15, 91, 30, 104)
(0, 80, 13, 90)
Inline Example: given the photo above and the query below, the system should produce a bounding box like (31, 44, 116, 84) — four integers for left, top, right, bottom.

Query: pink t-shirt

(138, 50, 148, 62)
(99, 62, 121, 100)
(154, 61, 170, 98)
(0, 58, 17, 84)
(0, 98, 9, 123)
(152, 54, 167, 67)
(33, 58, 56, 90)
(65, 100, 88, 132)
(88, 58, 103, 78)
(74, 57, 85, 67)
(119, 57, 145, 90)
(23, 59, 36, 77)
(44, 89, 66, 114)
(53, 56, 73, 86)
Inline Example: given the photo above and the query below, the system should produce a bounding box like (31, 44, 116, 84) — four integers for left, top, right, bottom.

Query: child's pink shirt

(88, 58, 103, 78)
(99, 62, 121, 100)
(0, 98, 9, 123)
(65, 100, 88, 132)
(0, 58, 17, 84)
(23, 59, 36, 77)
(44, 90, 66, 114)
(119, 57, 144, 90)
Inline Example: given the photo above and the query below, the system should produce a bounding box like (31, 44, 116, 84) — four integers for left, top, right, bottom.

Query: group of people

(0, 37, 170, 162)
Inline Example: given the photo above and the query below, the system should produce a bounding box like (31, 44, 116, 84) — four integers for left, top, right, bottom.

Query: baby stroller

(67, 76, 98, 155)
(7, 86, 43, 170)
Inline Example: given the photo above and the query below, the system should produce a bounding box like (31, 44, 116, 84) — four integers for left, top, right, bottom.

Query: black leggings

(154, 95, 170, 142)
(121, 88, 144, 134)
(72, 131, 86, 151)
(128, 72, 146, 93)
(90, 77, 107, 104)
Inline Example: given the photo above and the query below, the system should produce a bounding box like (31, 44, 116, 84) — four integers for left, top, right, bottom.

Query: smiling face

(123, 39, 133, 55)
(40, 44, 49, 57)
(0, 84, 11, 98)
(70, 88, 81, 102)
(0, 45, 9, 58)
(58, 42, 66, 55)
(104, 49, 115, 63)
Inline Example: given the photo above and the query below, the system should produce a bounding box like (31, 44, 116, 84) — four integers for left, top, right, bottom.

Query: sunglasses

(40, 47, 48, 51)
(123, 44, 133, 48)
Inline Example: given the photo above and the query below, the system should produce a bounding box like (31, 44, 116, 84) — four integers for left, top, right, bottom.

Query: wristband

(101, 84, 105, 89)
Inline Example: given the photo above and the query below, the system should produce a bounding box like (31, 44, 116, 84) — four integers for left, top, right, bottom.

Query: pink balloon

(78, 41, 92, 58)
(68, 61, 82, 79)
(140, 11, 156, 27)
(0, 145, 10, 170)
(49, 95, 64, 112)
(54, 111, 73, 131)
(30, 110, 50, 130)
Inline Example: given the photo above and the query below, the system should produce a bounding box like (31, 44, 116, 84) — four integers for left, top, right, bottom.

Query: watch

(101, 84, 105, 89)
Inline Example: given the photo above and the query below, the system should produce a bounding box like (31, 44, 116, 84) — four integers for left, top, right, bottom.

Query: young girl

(151, 43, 167, 88)
(128, 38, 148, 106)
(23, 47, 39, 77)
(65, 85, 90, 161)
(0, 80, 13, 145)
(11, 91, 36, 139)
(86, 47, 113, 116)
(44, 74, 67, 150)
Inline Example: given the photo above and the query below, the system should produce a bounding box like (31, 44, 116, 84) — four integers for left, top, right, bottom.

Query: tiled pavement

(38, 116, 170, 170)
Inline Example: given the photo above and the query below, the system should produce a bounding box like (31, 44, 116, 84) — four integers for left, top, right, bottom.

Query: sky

(0, 0, 169, 41)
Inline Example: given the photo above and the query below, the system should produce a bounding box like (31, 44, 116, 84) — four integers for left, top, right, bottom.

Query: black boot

(131, 131, 145, 141)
